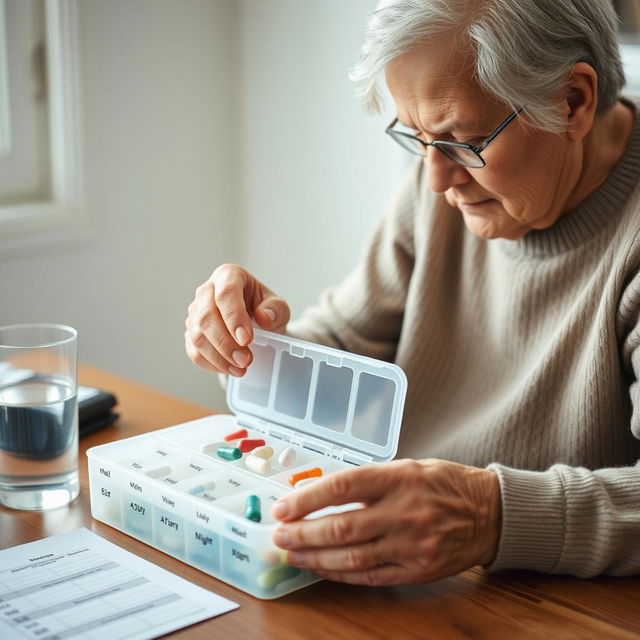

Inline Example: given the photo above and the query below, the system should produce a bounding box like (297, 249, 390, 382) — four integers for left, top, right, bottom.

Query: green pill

(245, 494, 261, 522)
(257, 564, 300, 590)
(216, 446, 242, 461)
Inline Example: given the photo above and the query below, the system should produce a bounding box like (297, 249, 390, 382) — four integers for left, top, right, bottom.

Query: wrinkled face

(385, 41, 582, 240)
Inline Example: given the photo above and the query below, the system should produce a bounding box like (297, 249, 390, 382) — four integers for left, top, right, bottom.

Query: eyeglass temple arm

(476, 107, 524, 151)
(386, 117, 398, 131)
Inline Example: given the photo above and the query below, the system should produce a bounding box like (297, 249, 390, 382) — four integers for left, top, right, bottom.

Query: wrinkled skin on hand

(184, 263, 290, 377)
(271, 458, 501, 586)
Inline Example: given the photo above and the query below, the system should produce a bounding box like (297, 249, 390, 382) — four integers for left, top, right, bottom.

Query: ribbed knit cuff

(484, 464, 565, 573)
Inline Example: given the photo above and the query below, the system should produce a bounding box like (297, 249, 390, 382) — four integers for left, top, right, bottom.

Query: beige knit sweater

(288, 100, 640, 577)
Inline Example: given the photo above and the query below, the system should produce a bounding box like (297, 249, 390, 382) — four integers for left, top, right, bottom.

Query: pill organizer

(87, 329, 407, 599)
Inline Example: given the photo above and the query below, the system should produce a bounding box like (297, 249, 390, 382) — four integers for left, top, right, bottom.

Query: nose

(425, 146, 471, 194)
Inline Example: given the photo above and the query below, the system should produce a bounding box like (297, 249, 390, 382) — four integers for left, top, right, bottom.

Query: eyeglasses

(385, 107, 524, 168)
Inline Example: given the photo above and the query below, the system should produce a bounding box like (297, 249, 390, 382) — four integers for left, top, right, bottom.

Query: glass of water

(0, 323, 79, 510)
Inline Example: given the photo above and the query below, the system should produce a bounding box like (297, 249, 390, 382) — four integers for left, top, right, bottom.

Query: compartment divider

(303, 359, 320, 423)
(267, 346, 283, 410)
(343, 366, 361, 437)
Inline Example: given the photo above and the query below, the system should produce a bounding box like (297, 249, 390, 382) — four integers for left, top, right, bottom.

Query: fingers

(210, 264, 254, 347)
(287, 538, 389, 571)
(254, 295, 291, 333)
(185, 264, 292, 376)
(185, 292, 253, 375)
(272, 464, 402, 522)
(273, 505, 387, 550)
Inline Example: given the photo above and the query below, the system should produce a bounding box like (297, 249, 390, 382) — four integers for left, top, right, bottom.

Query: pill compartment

(215, 487, 288, 525)
(268, 459, 346, 488)
(88, 329, 407, 599)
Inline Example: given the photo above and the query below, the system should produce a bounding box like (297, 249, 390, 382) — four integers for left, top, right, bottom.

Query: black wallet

(78, 385, 119, 436)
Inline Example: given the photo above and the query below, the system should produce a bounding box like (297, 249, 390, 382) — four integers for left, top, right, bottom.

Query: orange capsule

(224, 428, 248, 441)
(237, 438, 266, 453)
(288, 467, 323, 486)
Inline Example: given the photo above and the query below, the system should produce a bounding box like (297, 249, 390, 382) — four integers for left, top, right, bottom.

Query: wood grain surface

(1, 364, 639, 640)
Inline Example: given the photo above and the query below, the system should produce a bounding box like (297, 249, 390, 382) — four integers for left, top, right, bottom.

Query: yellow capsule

(257, 564, 300, 590)
(251, 445, 274, 459)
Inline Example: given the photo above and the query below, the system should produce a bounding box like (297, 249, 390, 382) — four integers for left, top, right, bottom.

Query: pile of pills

(200, 428, 304, 477)
(196, 427, 325, 522)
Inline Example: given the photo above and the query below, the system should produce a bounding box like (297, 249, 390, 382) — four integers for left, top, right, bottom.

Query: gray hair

(350, 0, 626, 132)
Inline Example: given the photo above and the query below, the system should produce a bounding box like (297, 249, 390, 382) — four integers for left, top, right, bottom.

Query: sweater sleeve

(485, 462, 640, 576)
(286, 162, 420, 362)
(485, 266, 640, 577)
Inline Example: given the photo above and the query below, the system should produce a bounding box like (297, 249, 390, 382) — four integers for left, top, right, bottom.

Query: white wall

(0, 0, 405, 412)
(238, 0, 405, 318)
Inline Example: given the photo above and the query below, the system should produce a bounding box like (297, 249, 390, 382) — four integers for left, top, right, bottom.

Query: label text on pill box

(195, 532, 213, 546)
(232, 548, 250, 563)
(161, 516, 179, 530)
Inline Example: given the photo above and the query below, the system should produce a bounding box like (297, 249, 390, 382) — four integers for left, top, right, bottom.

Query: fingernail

(273, 527, 291, 546)
(271, 500, 289, 520)
(228, 365, 244, 376)
(235, 327, 250, 345)
(263, 307, 276, 322)
(232, 350, 249, 367)
(288, 551, 304, 566)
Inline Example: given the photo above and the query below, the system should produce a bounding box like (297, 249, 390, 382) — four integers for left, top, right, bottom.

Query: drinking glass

(0, 323, 79, 510)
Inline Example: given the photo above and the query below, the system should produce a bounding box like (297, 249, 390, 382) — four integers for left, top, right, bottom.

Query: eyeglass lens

(391, 132, 483, 167)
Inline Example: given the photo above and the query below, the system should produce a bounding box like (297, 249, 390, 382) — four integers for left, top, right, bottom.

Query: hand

(185, 264, 290, 376)
(271, 459, 501, 586)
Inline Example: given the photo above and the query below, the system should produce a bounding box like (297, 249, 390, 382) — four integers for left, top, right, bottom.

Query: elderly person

(185, 0, 640, 585)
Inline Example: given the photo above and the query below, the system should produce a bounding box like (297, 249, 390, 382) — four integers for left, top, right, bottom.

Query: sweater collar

(496, 97, 640, 258)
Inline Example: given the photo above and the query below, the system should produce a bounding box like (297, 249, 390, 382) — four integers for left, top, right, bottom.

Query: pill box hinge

(235, 413, 372, 465)
(342, 450, 373, 466)
(300, 434, 333, 458)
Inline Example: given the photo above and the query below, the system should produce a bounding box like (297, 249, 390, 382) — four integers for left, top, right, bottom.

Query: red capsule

(224, 428, 249, 441)
(237, 438, 266, 453)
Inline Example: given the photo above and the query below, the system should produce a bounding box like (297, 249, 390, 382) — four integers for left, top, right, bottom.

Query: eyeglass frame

(385, 107, 524, 168)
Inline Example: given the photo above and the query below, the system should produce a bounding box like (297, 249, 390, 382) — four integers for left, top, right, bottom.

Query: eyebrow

(399, 118, 485, 135)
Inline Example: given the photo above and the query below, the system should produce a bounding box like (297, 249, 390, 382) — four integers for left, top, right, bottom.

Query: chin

(462, 213, 527, 241)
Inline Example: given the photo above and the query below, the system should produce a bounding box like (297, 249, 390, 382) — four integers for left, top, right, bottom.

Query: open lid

(227, 329, 407, 464)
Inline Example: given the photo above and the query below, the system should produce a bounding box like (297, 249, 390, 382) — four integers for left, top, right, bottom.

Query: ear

(564, 62, 598, 141)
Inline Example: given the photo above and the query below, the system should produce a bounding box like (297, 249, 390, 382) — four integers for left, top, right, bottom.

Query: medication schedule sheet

(0, 528, 238, 640)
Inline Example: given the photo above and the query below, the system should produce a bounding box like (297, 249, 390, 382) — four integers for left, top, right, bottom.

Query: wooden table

(2, 364, 639, 639)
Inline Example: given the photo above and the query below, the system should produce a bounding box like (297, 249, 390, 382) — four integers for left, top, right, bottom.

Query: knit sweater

(287, 99, 640, 577)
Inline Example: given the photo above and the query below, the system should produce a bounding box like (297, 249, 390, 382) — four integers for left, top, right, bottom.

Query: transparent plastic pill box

(87, 329, 407, 599)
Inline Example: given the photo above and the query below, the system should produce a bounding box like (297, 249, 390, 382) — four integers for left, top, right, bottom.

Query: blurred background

(1, 0, 639, 412)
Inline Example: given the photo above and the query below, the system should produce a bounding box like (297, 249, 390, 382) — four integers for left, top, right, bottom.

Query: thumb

(255, 296, 290, 333)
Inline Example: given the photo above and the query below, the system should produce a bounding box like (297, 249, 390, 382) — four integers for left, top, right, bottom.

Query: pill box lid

(226, 329, 407, 464)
